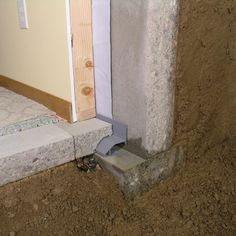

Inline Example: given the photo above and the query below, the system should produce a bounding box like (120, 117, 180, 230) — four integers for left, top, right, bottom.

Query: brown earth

(1, 0, 236, 235)
(0, 139, 235, 236)
(0, 138, 235, 236)
(174, 0, 236, 151)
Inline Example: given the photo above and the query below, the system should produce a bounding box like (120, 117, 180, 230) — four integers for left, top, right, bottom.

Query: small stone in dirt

(122, 209, 128, 215)
(214, 193, 220, 201)
(33, 204, 39, 211)
(42, 199, 49, 205)
(222, 223, 228, 229)
(52, 187, 63, 195)
(4, 199, 12, 208)
(232, 215, 236, 222)
(7, 212, 15, 218)
(72, 206, 79, 213)
(9, 232, 16, 236)
(181, 208, 191, 218)
(109, 213, 115, 220)
(185, 220, 193, 229)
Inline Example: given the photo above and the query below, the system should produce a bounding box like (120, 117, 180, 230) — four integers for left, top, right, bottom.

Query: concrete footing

(95, 145, 184, 200)
(0, 118, 112, 187)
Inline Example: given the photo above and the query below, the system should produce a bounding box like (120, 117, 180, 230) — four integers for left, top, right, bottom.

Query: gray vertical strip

(92, 0, 113, 119)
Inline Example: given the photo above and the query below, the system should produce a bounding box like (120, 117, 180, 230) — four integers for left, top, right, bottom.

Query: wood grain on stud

(70, 0, 96, 121)
(0, 75, 72, 122)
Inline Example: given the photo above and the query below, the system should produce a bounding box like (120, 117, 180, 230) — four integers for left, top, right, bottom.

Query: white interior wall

(0, 0, 112, 122)
(0, 0, 72, 102)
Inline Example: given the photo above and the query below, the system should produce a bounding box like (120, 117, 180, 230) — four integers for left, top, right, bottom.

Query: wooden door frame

(68, 0, 96, 122)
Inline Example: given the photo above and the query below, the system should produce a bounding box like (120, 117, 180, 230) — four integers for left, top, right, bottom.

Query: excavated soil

(1, 0, 236, 235)
(174, 0, 236, 151)
(0, 140, 235, 236)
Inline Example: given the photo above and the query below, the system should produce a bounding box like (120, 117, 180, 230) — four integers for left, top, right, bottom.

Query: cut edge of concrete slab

(0, 118, 112, 187)
(95, 145, 185, 200)
(57, 118, 112, 158)
(0, 124, 74, 186)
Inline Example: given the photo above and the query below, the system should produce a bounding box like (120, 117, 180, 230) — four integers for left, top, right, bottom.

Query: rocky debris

(76, 156, 100, 173)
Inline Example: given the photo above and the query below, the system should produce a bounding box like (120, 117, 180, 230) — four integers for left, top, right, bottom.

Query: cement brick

(57, 118, 112, 158)
(0, 125, 74, 186)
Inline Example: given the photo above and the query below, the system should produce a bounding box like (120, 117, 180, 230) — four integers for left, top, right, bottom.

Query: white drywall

(92, 0, 113, 119)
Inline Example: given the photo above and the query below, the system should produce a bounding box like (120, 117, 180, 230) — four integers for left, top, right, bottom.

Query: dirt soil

(1, 0, 236, 235)
(0, 140, 235, 236)
(174, 0, 236, 150)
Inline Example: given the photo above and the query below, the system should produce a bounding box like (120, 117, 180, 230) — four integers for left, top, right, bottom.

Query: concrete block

(0, 125, 74, 186)
(57, 118, 112, 158)
(95, 145, 184, 200)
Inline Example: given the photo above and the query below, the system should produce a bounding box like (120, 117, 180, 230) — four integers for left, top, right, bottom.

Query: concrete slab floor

(0, 119, 112, 187)
(0, 87, 112, 187)
(0, 87, 59, 136)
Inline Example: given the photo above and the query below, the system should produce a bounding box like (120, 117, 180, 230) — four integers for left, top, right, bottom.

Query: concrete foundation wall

(111, 0, 179, 156)
(174, 0, 236, 154)
(101, 0, 236, 197)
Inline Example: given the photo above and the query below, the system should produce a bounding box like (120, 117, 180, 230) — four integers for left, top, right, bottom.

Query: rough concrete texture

(0, 125, 74, 186)
(96, 145, 184, 200)
(57, 119, 112, 158)
(111, 0, 179, 155)
(0, 87, 58, 136)
(0, 119, 112, 187)
(0, 115, 59, 137)
(174, 0, 236, 154)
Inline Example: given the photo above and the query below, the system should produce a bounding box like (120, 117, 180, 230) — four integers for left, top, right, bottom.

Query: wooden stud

(70, 0, 96, 121)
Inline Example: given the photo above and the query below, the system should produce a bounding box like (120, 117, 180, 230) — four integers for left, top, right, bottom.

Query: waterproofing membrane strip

(92, 0, 112, 119)
(96, 115, 128, 156)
